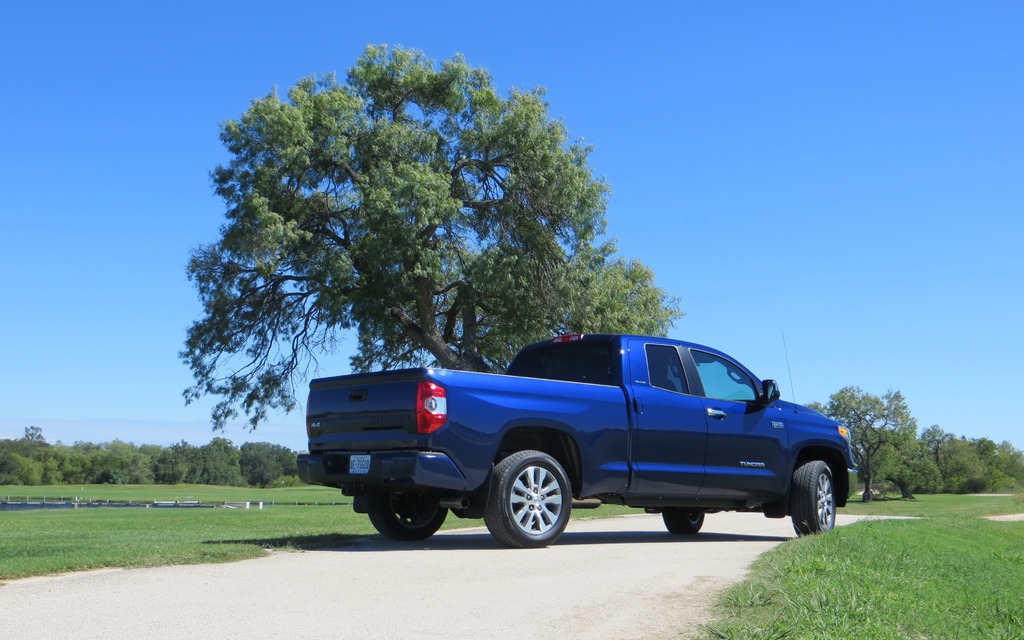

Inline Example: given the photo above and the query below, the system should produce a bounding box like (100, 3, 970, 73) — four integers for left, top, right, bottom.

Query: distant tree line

(5, 400, 1023, 497)
(0, 427, 300, 488)
(810, 387, 1024, 500)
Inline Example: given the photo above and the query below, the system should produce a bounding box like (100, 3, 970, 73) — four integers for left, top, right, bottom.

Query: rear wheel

(367, 491, 448, 541)
(790, 461, 836, 535)
(484, 450, 572, 548)
(662, 508, 705, 534)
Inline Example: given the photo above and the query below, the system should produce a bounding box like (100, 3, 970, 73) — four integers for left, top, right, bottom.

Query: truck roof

(518, 334, 737, 360)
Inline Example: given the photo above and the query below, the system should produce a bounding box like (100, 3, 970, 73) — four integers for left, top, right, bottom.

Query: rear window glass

(645, 344, 689, 393)
(507, 342, 616, 386)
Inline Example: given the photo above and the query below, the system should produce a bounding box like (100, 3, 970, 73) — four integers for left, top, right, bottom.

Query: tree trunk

(861, 470, 874, 503)
(896, 481, 914, 499)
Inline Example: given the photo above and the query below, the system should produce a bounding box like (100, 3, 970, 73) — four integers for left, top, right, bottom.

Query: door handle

(706, 407, 728, 420)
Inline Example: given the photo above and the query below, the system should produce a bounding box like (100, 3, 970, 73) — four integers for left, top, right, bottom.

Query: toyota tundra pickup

(297, 334, 855, 548)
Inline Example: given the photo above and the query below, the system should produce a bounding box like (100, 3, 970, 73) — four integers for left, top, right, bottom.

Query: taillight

(416, 381, 448, 434)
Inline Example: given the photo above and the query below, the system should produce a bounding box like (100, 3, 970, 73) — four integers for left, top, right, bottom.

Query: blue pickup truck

(297, 334, 855, 548)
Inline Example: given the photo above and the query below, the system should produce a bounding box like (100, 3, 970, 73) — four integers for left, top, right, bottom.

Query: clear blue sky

(2, 2, 1021, 453)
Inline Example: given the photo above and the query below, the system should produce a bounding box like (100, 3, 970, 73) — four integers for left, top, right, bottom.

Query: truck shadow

(557, 530, 791, 546)
(204, 533, 367, 550)
(209, 529, 790, 552)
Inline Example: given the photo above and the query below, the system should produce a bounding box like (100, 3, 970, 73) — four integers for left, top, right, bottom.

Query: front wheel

(367, 491, 448, 541)
(484, 450, 572, 548)
(790, 461, 836, 535)
(663, 508, 705, 534)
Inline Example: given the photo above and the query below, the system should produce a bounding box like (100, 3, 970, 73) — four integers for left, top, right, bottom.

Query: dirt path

(0, 512, 872, 640)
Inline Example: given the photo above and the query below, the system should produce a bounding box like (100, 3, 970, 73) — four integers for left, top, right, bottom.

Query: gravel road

(0, 512, 870, 640)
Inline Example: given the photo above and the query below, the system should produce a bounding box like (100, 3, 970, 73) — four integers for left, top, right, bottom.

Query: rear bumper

(297, 450, 468, 492)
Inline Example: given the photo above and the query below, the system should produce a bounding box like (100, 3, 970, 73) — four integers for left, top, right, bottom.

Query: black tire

(662, 508, 705, 534)
(367, 491, 448, 541)
(484, 450, 572, 548)
(790, 460, 836, 535)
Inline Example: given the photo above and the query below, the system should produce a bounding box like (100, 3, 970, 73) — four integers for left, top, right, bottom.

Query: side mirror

(761, 380, 781, 405)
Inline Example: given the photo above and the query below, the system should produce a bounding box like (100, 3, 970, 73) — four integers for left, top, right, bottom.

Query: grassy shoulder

(841, 492, 1024, 518)
(0, 484, 634, 581)
(0, 484, 353, 580)
(1, 483, 345, 504)
(702, 494, 1024, 639)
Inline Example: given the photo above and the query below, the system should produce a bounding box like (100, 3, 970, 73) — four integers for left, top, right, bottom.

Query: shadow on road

(203, 532, 366, 550)
(557, 529, 790, 546)
(209, 527, 790, 553)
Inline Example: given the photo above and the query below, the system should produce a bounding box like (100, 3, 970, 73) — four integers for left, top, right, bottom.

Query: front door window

(692, 350, 756, 402)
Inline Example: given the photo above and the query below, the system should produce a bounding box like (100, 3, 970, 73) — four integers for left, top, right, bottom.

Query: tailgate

(306, 369, 423, 446)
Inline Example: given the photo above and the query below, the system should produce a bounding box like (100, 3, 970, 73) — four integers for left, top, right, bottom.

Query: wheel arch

(495, 426, 583, 497)
(793, 445, 850, 508)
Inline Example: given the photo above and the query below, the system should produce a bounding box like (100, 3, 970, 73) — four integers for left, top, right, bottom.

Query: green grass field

(0, 484, 633, 580)
(842, 492, 1024, 518)
(702, 494, 1024, 639)
(0, 484, 366, 580)
(0, 505, 360, 579)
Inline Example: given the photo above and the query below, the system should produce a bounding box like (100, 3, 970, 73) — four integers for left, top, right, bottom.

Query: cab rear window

(507, 342, 616, 386)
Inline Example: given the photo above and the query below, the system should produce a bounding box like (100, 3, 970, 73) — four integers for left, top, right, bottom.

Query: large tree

(812, 386, 918, 502)
(183, 45, 681, 429)
(240, 442, 299, 487)
(876, 430, 941, 498)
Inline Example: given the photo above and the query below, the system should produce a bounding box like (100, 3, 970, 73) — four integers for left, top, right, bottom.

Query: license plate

(348, 454, 371, 475)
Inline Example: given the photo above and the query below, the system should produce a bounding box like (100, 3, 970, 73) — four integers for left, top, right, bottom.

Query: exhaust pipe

(439, 497, 470, 510)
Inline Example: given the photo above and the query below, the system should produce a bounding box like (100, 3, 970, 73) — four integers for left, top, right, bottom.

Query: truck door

(626, 340, 707, 496)
(686, 349, 789, 500)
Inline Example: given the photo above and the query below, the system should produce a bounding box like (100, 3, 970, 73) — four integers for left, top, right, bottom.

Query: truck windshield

(507, 342, 616, 386)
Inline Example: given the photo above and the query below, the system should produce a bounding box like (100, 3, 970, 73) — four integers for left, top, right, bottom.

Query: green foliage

(183, 44, 681, 430)
(925, 429, 1023, 494)
(813, 389, 1024, 497)
(0, 428, 300, 488)
(815, 387, 926, 500)
(197, 437, 246, 486)
(875, 429, 942, 497)
(0, 452, 42, 485)
(239, 442, 298, 487)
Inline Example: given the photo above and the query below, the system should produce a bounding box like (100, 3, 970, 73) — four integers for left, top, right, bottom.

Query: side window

(692, 350, 757, 401)
(645, 345, 688, 393)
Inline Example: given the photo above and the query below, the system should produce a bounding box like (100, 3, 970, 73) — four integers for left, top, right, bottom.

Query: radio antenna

(782, 330, 797, 402)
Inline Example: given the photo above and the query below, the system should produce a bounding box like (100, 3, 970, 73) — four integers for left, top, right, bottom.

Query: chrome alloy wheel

(816, 472, 835, 530)
(509, 464, 564, 535)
